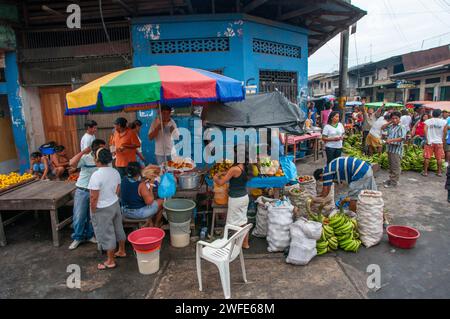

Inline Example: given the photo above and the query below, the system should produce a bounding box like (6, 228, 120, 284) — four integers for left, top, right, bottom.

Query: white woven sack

(286, 240, 317, 265)
(252, 196, 277, 238)
(267, 224, 291, 252)
(299, 178, 317, 196)
(357, 190, 384, 248)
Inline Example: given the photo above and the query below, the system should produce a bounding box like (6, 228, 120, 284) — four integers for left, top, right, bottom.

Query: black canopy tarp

(204, 92, 306, 135)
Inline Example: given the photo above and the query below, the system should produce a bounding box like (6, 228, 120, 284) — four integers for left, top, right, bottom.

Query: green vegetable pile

(343, 134, 438, 172)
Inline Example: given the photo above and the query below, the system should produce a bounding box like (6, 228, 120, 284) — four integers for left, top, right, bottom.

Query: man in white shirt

(80, 120, 98, 152)
(366, 114, 389, 155)
(400, 109, 412, 131)
(148, 106, 179, 165)
(423, 109, 448, 177)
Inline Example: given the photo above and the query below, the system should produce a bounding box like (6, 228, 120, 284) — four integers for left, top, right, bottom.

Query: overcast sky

(308, 0, 450, 76)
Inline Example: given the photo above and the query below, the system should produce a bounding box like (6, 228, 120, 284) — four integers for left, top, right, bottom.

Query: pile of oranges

(0, 172, 34, 190)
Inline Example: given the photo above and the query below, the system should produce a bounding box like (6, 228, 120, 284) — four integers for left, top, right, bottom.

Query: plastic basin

(163, 199, 196, 223)
(386, 225, 420, 249)
(128, 227, 165, 252)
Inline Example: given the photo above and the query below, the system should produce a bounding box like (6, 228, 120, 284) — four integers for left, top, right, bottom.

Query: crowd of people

(311, 99, 450, 203)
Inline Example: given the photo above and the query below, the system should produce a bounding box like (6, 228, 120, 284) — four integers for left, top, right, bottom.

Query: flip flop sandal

(114, 253, 127, 258)
(98, 263, 116, 270)
(436, 173, 443, 177)
(421, 172, 428, 177)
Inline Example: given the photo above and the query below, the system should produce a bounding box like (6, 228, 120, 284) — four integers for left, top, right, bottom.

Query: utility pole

(338, 0, 350, 123)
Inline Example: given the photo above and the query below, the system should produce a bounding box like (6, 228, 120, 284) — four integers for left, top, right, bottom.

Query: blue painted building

(132, 14, 309, 163)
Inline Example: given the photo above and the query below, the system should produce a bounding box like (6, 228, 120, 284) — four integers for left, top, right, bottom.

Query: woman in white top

(322, 111, 345, 164)
(88, 148, 126, 270)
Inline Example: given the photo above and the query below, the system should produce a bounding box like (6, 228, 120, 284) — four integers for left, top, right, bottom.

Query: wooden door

(39, 86, 78, 158)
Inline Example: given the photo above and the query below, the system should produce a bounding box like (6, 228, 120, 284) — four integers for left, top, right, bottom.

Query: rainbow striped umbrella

(65, 65, 245, 114)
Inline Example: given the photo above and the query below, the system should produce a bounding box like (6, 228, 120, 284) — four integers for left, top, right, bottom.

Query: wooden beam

(279, 5, 321, 21)
(243, 0, 269, 13)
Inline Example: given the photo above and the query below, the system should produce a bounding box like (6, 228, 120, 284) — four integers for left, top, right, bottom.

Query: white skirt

(226, 195, 249, 226)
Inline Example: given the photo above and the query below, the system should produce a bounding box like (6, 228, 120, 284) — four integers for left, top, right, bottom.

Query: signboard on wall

(396, 80, 416, 89)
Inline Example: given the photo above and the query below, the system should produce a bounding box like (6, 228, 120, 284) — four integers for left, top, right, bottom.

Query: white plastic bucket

(136, 248, 160, 275)
(169, 220, 191, 248)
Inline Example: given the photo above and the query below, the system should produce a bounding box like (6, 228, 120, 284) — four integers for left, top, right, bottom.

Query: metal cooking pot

(178, 172, 200, 190)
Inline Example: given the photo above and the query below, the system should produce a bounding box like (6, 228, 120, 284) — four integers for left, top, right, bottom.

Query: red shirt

(415, 121, 425, 137)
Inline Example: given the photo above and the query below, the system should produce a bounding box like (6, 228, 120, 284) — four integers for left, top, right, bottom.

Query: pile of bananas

(0, 172, 34, 190)
(316, 223, 339, 255)
(329, 213, 361, 253)
(343, 134, 438, 172)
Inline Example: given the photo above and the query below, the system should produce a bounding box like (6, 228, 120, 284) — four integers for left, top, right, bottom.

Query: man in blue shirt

(313, 156, 377, 212)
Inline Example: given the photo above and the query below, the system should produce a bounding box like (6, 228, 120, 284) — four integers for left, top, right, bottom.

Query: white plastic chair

(196, 223, 252, 299)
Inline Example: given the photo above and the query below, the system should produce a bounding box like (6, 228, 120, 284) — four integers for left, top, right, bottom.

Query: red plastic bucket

(128, 227, 165, 252)
(386, 225, 420, 249)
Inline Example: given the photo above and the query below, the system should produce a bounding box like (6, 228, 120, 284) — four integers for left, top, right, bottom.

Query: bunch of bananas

(316, 224, 339, 255)
(343, 134, 438, 172)
(0, 172, 34, 190)
(329, 213, 361, 253)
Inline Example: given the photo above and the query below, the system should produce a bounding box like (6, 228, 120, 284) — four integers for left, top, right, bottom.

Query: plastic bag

(357, 190, 384, 248)
(158, 172, 177, 198)
(286, 240, 317, 265)
(280, 156, 298, 181)
(292, 218, 322, 241)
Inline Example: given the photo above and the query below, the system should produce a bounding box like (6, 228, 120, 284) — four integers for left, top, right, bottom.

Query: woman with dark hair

(121, 162, 164, 227)
(130, 120, 146, 168)
(88, 148, 126, 270)
(411, 113, 429, 146)
(322, 111, 345, 164)
(213, 146, 250, 249)
(112, 117, 141, 178)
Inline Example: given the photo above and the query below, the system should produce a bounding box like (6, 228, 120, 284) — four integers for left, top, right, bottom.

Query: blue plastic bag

(280, 156, 297, 182)
(158, 172, 177, 198)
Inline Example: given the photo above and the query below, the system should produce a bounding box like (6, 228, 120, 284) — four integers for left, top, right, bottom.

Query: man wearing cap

(148, 106, 179, 165)
(112, 117, 141, 177)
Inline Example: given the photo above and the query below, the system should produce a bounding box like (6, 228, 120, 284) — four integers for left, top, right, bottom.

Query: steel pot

(178, 172, 200, 190)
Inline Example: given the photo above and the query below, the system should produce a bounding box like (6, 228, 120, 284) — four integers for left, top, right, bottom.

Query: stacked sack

(286, 218, 322, 265)
(267, 198, 294, 252)
(357, 190, 384, 248)
(252, 196, 278, 238)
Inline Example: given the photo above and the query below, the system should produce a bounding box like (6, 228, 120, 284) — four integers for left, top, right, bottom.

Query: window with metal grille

(259, 70, 298, 103)
(150, 38, 229, 54)
(253, 39, 301, 59)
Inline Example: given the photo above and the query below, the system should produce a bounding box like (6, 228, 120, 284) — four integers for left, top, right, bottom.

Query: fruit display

(298, 175, 314, 183)
(209, 159, 233, 178)
(0, 172, 34, 190)
(258, 157, 284, 176)
(343, 133, 438, 172)
(306, 198, 361, 255)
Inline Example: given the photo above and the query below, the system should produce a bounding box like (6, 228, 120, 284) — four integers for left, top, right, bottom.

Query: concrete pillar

(4, 52, 30, 173)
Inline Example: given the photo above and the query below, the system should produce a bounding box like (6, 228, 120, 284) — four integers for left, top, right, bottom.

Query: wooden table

(283, 132, 322, 162)
(0, 180, 76, 247)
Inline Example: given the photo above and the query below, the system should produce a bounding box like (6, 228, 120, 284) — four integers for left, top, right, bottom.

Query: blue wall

(132, 14, 308, 164)
(4, 52, 29, 173)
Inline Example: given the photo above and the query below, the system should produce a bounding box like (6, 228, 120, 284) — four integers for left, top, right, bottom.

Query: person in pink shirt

(321, 102, 333, 128)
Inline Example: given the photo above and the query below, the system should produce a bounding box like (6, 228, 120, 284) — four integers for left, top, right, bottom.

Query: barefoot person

(68, 139, 105, 250)
(51, 145, 70, 180)
(121, 162, 164, 227)
(88, 148, 127, 270)
(213, 147, 250, 249)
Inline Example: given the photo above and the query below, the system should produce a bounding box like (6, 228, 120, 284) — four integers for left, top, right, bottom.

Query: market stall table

(283, 132, 322, 162)
(0, 180, 76, 247)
